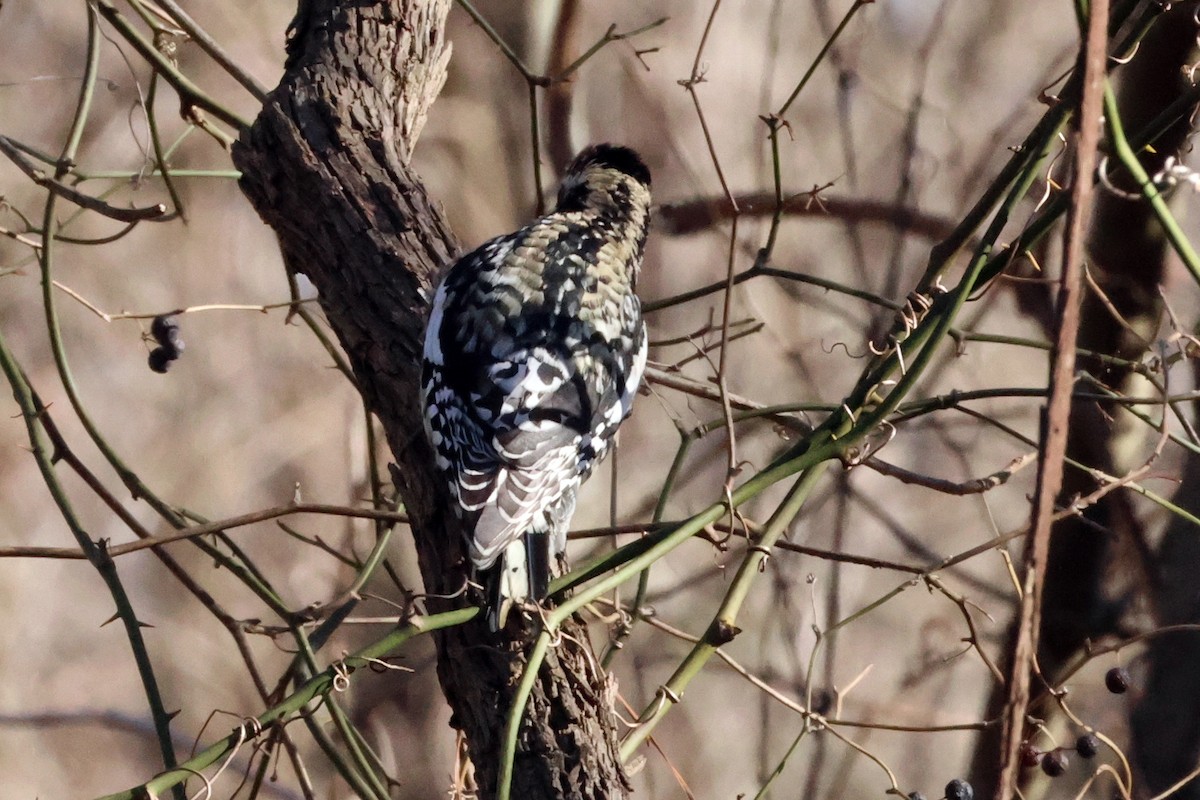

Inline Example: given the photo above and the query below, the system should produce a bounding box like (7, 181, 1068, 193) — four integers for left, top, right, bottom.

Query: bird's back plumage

(421, 144, 651, 628)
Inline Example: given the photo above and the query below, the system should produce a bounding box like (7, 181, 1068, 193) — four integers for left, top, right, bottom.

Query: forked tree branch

(231, 1, 628, 797)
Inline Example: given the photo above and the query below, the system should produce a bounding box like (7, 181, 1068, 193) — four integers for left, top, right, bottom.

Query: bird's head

(554, 144, 652, 218)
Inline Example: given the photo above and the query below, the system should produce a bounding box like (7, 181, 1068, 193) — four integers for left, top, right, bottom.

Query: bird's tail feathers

(487, 534, 554, 631)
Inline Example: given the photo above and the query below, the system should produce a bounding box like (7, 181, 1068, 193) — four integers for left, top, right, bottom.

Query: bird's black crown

(566, 143, 651, 187)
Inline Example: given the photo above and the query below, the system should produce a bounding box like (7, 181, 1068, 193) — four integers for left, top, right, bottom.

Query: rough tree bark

(230, 2, 630, 797)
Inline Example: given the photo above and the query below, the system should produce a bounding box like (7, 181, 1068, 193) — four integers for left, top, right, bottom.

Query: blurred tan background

(1, 1, 1195, 798)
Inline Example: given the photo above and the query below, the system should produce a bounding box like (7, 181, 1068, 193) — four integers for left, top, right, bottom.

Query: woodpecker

(420, 144, 651, 629)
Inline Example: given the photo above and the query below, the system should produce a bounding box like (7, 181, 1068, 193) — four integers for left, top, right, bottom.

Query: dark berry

(150, 314, 184, 358)
(1105, 666, 1131, 694)
(1019, 741, 1041, 768)
(1075, 734, 1100, 759)
(1041, 751, 1068, 777)
(148, 347, 172, 373)
(909, 793, 926, 800)
(151, 314, 179, 344)
(945, 779, 974, 800)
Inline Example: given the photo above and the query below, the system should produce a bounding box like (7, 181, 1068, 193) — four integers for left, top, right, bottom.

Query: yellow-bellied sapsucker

(421, 144, 651, 629)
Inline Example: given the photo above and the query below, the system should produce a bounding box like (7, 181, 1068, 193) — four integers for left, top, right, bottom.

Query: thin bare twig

(865, 452, 1037, 496)
(149, 0, 269, 101)
(0, 503, 408, 560)
(0, 135, 167, 222)
(925, 574, 1006, 685)
(52, 279, 316, 322)
(658, 191, 958, 241)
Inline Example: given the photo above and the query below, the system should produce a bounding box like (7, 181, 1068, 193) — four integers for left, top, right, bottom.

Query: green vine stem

(291, 627, 391, 799)
(92, 0, 251, 132)
(1102, 80, 1200, 283)
(620, 463, 829, 757)
(600, 427, 695, 667)
(95, 608, 477, 800)
(0, 331, 184, 799)
(21, 9, 187, 795)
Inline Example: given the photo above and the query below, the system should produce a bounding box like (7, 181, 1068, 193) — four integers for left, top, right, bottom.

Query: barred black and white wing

(420, 144, 651, 629)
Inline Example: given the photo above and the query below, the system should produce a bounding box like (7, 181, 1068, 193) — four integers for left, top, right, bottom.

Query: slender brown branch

(52, 279, 315, 322)
(632, 609, 993, 733)
(150, 0, 269, 101)
(644, 365, 810, 430)
(864, 452, 1037, 496)
(0, 135, 167, 222)
(0, 503, 408, 560)
(925, 574, 1007, 685)
(93, 0, 252, 131)
(658, 191, 958, 241)
(544, 0, 581, 172)
(995, 2, 1108, 793)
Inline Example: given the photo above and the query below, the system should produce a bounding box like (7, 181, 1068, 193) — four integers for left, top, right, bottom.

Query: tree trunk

(231, 2, 630, 797)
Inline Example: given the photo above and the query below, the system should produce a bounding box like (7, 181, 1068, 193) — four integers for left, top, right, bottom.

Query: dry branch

(994, 0, 1108, 795)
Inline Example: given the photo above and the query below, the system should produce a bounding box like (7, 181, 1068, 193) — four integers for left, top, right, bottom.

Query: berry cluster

(1018, 732, 1101, 777)
(1013, 665, 1129, 778)
(909, 778, 974, 800)
(148, 314, 184, 373)
(909, 666, 1127, 798)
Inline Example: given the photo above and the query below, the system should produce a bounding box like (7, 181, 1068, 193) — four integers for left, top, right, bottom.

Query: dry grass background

(0, 1, 1193, 798)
